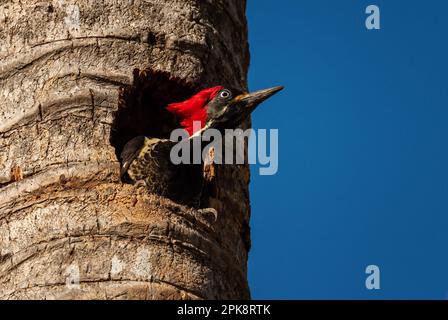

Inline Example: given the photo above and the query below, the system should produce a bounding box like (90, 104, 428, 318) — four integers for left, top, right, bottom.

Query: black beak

(235, 86, 284, 113)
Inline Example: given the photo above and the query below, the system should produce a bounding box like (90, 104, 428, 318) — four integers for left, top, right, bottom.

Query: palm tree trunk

(0, 0, 251, 300)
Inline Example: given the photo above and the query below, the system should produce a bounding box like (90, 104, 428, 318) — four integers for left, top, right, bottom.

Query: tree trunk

(0, 0, 251, 300)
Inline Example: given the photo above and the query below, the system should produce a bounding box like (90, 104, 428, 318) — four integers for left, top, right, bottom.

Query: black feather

(120, 136, 146, 178)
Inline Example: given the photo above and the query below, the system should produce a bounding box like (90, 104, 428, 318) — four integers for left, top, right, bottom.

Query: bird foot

(197, 208, 218, 224)
(134, 180, 147, 188)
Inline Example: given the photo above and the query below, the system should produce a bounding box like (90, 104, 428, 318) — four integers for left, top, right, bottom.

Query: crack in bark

(0, 228, 246, 283)
(0, 279, 204, 300)
(0, 161, 118, 203)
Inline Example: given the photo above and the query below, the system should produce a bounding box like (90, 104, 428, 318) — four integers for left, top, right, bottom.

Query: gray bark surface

(0, 0, 251, 299)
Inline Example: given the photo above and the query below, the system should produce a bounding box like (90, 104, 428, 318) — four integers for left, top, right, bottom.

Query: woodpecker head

(166, 86, 283, 136)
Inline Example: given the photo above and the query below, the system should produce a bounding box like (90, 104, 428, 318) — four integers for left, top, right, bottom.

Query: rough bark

(0, 0, 251, 300)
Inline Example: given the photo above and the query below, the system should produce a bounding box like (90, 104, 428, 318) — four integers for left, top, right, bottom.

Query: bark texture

(0, 0, 251, 299)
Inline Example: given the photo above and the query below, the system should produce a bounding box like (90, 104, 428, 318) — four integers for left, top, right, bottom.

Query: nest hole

(110, 69, 219, 209)
(110, 69, 198, 159)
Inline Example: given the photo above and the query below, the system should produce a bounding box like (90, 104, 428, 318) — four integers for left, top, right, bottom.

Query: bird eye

(220, 89, 232, 99)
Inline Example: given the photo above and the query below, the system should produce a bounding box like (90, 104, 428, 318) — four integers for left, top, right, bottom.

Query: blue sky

(246, 0, 448, 299)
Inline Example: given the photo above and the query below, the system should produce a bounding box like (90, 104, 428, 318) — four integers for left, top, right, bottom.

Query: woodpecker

(120, 85, 283, 206)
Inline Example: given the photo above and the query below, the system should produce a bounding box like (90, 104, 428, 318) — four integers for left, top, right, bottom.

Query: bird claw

(134, 180, 147, 188)
(197, 208, 218, 224)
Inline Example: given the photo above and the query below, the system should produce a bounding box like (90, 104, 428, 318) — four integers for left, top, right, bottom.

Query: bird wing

(120, 136, 146, 178)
